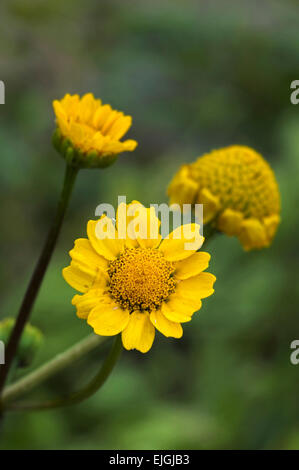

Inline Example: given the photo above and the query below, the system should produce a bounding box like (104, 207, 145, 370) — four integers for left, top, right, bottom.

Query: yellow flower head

(168, 146, 281, 251)
(63, 201, 216, 353)
(52, 93, 137, 168)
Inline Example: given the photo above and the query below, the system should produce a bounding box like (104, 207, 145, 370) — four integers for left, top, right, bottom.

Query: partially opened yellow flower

(63, 201, 215, 353)
(52, 93, 137, 168)
(168, 146, 281, 251)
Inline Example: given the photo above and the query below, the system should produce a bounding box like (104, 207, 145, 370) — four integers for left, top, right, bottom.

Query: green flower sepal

(0, 318, 43, 368)
(52, 128, 118, 169)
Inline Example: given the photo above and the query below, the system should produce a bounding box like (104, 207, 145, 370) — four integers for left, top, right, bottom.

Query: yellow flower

(63, 201, 215, 353)
(168, 146, 281, 251)
(52, 93, 137, 168)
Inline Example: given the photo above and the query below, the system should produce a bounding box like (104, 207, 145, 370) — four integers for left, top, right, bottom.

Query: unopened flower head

(63, 201, 215, 353)
(52, 93, 137, 168)
(168, 145, 281, 251)
(0, 318, 43, 368)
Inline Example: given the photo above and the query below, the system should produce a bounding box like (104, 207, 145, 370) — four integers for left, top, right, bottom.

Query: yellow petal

(117, 201, 161, 249)
(161, 296, 197, 323)
(167, 164, 199, 206)
(63, 262, 95, 293)
(69, 121, 87, 144)
(72, 291, 99, 319)
(92, 104, 112, 129)
(127, 202, 161, 249)
(198, 188, 220, 224)
(90, 131, 104, 151)
(116, 201, 139, 248)
(78, 93, 97, 124)
(122, 312, 155, 353)
(89, 267, 110, 291)
(122, 139, 138, 151)
(53, 100, 67, 121)
(63, 238, 108, 293)
(217, 208, 244, 236)
(101, 140, 126, 154)
(176, 272, 216, 300)
(88, 303, 129, 336)
(174, 252, 210, 280)
(70, 237, 107, 272)
(60, 94, 80, 116)
(159, 223, 204, 261)
(87, 218, 124, 260)
(56, 115, 70, 136)
(101, 110, 122, 135)
(150, 310, 183, 338)
(170, 291, 203, 313)
(238, 218, 268, 251)
(263, 214, 280, 243)
(108, 115, 132, 140)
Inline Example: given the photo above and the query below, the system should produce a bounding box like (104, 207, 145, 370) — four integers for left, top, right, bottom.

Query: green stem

(6, 335, 122, 411)
(1, 334, 106, 407)
(0, 164, 78, 394)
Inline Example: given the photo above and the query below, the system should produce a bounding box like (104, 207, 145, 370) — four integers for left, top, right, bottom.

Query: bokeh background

(1, 0, 299, 450)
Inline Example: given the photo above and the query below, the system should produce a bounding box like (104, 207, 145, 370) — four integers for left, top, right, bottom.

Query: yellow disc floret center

(108, 248, 176, 312)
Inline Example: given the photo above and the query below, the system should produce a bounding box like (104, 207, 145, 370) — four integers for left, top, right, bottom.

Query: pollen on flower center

(108, 248, 176, 312)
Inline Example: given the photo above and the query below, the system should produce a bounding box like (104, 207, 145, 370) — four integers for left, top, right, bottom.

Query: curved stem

(1, 334, 106, 407)
(0, 164, 78, 394)
(6, 335, 122, 411)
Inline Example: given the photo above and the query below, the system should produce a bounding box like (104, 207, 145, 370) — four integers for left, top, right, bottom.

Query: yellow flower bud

(168, 146, 281, 251)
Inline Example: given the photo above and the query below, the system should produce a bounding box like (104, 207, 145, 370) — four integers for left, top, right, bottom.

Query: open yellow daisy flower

(52, 93, 137, 168)
(168, 146, 281, 251)
(63, 201, 216, 353)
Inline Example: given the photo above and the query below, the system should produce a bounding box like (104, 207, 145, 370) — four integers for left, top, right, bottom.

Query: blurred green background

(1, 0, 299, 450)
